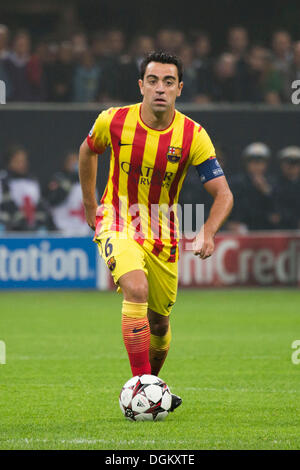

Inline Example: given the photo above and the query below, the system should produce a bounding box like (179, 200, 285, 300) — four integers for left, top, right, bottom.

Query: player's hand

(83, 202, 98, 230)
(193, 227, 215, 259)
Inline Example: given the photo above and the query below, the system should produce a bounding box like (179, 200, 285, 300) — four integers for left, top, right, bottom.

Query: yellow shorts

(96, 234, 178, 316)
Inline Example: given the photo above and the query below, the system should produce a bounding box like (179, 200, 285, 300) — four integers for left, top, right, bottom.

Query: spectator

(106, 29, 126, 57)
(91, 32, 110, 68)
(227, 26, 249, 96)
(240, 45, 283, 104)
(192, 32, 213, 103)
(26, 41, 47, 101)
(227, 26, 249, 62)
(177, 45, 199, 102)
(133, 35, 155, 69)
(211, 53, 240, 102)
(5, 30, 33, 101)
(156, 28, 186, 55)
(156, 28, 175, 53)
(46, 41, 74, 102)
(45, 42, 59, 65)
(73, 50, 101, 102)
(170, 30, 186, 55)
(100, 29, 126, 101)
(271, 146, 300, 229)
(227, 142, 276, 232)
(0, 145, 54, 231)
(71, 31, 88, 62)
(0, 24, 10, 59)
(113, 35, 155, 103)
(192, 31, 211, 67)
(45, 151, 92, 235)
(271, 30, 293, 75)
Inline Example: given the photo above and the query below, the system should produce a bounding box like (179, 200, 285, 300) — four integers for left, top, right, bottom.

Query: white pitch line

(8, 354, 285, 361)
(183, 387, 300, 394)
(1, 384, 298, 394)
(1, 437, 191, 446)
(1, 437, 292, 448)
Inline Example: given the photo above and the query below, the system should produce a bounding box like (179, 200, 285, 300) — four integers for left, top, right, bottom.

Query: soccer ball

(119, 374, 172, 421)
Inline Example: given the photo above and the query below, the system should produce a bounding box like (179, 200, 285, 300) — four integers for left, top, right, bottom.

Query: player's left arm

(193, 174, 234, 259)
(189, 126, 233, 258)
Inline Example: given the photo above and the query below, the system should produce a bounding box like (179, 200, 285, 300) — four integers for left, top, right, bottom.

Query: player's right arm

(79, 139, 98, 230)
(79, 108, 115, 230)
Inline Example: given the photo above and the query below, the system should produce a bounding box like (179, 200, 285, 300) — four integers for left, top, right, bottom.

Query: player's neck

(140, 103, 175, 131)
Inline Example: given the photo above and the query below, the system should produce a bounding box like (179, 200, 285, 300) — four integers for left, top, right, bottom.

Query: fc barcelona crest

(107, 256, 116, 272)
(167, 146, 182, 163)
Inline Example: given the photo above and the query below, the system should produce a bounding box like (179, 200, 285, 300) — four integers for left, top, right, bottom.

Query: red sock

(122, 301, 151, 376)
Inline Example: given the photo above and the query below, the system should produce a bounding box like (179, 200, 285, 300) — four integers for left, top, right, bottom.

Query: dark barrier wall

(1, 105, 300, 198)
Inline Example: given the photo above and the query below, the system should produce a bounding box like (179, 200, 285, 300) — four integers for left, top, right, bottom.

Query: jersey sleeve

(189, 125, 216, 166)
(86, 108, 114, 154)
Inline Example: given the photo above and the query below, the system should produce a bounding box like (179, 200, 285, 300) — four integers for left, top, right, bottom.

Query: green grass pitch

(0, 289, 299, 450)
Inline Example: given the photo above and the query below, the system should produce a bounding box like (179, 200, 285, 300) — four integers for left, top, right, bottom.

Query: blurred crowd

(182, 142, 300, 232)
(1, 24, 300, 104)
(0, 146, 92, 235)
(0, 143, 300, 235)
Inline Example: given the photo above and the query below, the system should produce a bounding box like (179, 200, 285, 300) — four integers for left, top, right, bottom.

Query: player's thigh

(146, 255, 178, 317)
(97, 234, 147, 286)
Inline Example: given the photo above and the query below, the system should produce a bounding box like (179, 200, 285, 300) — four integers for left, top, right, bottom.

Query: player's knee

(119, 271, 148, 303)
(124, 281, 148, 303)
(149, 315, 169, 337)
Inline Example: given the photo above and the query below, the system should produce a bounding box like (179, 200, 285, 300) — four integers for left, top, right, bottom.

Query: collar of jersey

(137, 103, 177, 135)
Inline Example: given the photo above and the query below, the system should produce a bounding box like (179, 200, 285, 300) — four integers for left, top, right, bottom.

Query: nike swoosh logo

(118, 140, 132, 146)
(132, 325, 148, 333)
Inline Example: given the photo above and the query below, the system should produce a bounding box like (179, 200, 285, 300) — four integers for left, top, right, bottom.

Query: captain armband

(195, 157, 224, 184)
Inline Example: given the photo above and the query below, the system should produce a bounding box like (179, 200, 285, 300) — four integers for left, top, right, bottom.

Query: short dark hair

(140, 51, 183, 83)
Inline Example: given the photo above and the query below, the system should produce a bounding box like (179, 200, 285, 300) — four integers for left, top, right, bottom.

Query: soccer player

(79, 52, 233, 412)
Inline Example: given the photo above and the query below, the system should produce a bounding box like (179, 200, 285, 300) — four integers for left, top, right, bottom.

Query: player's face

(139, 62, 183, 113)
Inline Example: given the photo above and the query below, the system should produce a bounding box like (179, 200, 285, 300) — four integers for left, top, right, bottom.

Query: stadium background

(1, 0, 300, 288)
(1, 0, 300, 47)
(0, 0, 300, 452)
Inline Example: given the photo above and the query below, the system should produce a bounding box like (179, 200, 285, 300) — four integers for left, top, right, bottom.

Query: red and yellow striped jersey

(86, 103, 216, 261)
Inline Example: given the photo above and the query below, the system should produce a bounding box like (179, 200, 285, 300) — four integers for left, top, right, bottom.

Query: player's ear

(138, 79, 144, 96)
(177, 81, 183, 97)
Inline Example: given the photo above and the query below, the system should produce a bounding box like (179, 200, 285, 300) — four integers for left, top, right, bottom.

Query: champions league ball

(119, 374, 172, 421)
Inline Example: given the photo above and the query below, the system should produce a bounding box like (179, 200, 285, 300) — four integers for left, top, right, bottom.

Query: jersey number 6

(105, 237, 113, 257)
